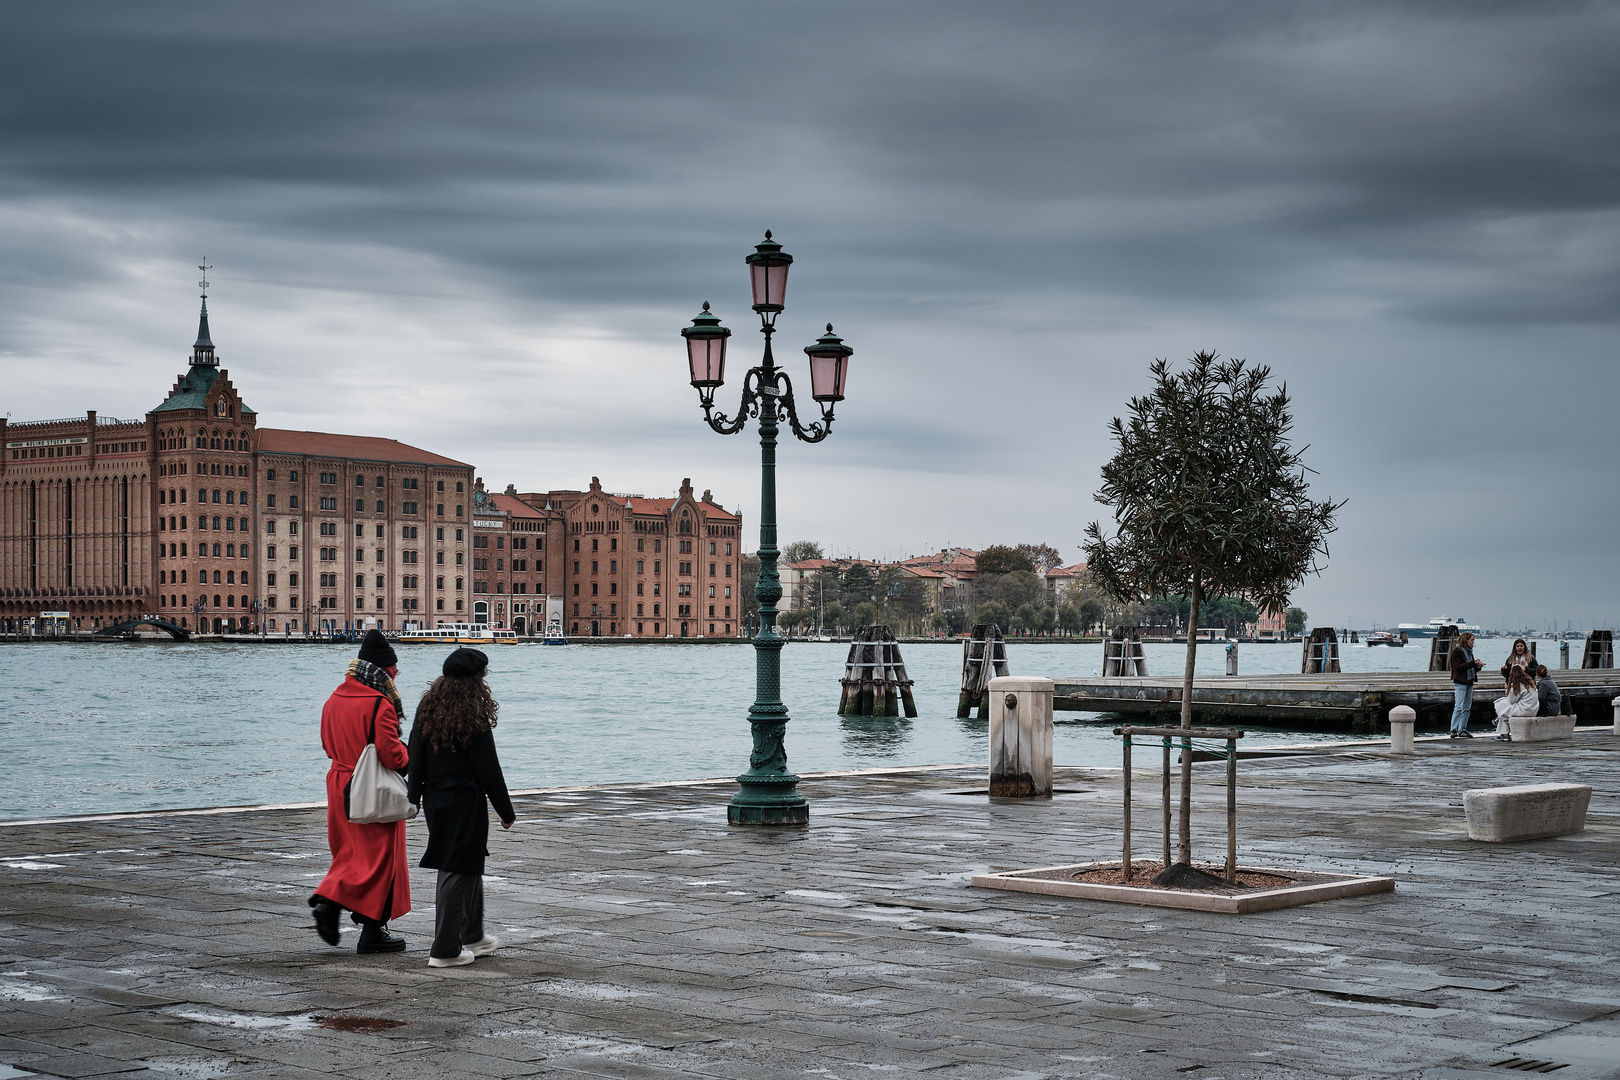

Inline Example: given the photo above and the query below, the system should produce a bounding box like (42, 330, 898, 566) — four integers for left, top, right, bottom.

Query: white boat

(1395, 616, 1481, 638)
(399, 623, 518, 644)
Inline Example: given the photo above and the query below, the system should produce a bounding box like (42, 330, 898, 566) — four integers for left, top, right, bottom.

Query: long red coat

(314, 677, 411, 923)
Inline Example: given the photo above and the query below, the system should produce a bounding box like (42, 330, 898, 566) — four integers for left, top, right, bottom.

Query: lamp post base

(727, 772, 809, 825)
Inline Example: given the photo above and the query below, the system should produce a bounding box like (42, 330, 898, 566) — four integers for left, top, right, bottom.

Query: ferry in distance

(1396, 616, 1481, 638)
(399, 623, 520, 644)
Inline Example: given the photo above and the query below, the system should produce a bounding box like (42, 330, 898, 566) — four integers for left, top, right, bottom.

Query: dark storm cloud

(3, 1, 1617, 321)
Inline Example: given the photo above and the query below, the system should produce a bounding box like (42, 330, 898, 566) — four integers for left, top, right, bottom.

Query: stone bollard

(1613, 696, 1620, 737)
(1388, 705, 1416, 754)
(988, 676, 1053, 797)
(1225, 641, 1238, 676)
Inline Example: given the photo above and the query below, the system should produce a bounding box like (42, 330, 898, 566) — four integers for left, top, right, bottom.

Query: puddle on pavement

(315, 1015, 407, 1033)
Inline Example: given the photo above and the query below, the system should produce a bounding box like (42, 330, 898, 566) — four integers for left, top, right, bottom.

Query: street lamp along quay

(682, 231, 854, 826)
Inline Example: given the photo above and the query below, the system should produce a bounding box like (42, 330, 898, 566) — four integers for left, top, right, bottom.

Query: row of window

(158, 593, 250, 609)
(158, 488, 248, 505)
(158, 515, 249, 532)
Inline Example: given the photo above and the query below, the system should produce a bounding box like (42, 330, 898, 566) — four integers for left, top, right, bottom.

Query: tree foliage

(782, 540, 824, 564)
(1285, 606, 1308, 636)
(1082, 353, 1342, 616)
(976, 545, 1035, 575)
(1015, 543, 1065, 572)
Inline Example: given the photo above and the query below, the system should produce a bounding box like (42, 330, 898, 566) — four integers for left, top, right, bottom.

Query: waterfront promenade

(2, 734, 1617, 1079)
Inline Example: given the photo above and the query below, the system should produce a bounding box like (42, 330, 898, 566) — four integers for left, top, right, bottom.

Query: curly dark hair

(412, 675, 498, 754)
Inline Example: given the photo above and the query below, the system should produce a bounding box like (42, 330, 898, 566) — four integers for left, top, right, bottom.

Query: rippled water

(0, 637, 1555, 819)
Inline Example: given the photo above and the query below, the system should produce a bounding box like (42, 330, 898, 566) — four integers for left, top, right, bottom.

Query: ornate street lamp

(682, 230, 854, 825)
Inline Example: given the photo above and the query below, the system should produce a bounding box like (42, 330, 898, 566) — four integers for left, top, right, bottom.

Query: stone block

(1507, 715, 1577, 743)
(1464, 782, 1590, 842)
(987, 676, 1053, 797)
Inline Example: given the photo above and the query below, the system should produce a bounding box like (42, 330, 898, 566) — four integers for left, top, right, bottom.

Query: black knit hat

(358, 628, 397, 668)
(443, 647, 489, 679)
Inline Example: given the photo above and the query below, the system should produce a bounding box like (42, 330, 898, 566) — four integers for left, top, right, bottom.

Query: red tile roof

(256, 429, 471, 468)
(490, 493, 547, 518)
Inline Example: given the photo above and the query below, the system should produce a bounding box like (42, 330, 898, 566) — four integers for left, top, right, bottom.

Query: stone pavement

(2, 732, 1618, 1080)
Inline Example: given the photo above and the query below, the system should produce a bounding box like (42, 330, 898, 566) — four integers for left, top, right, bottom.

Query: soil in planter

(1072, 861, 1295, 892)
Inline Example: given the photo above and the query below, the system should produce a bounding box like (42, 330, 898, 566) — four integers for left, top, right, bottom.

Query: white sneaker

(427, 949, 474, 968)
(467, 935, 500, 957)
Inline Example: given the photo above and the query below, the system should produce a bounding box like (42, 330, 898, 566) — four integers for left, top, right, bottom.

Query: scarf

(347, 657, 404, 719)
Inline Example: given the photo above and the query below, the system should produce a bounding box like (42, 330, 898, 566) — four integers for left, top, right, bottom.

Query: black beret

(443, 647, 489, 679)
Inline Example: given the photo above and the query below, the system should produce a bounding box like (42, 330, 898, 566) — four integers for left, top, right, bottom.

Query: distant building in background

(0, 296, 749, 639)
(0, 297, 473, 635)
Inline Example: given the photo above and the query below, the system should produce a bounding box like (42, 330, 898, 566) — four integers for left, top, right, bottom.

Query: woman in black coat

(407, 647, 515, 968)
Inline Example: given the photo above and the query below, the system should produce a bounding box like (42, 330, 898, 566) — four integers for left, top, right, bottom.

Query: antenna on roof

(198, 258, 212, 298)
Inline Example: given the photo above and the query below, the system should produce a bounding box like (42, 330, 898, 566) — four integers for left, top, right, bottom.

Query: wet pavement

(1, 732, 1618, 1079)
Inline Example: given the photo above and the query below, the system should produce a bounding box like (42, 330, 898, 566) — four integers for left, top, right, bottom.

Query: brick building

(1, 297, 473, 635)
(504, 477, 744, 639)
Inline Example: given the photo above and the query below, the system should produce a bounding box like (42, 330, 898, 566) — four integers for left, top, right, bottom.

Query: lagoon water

(0, 637, 1557, 819)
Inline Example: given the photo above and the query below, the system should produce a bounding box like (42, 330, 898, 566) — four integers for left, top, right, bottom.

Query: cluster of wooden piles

(1103, 626, 1148, 676)
(957, 623, 1010, 718)
(837, 625, 918, 717)
(1302, 627, 1342, 673)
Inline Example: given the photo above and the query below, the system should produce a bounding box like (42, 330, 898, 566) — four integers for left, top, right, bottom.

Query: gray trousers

(430, 871, 484, 959)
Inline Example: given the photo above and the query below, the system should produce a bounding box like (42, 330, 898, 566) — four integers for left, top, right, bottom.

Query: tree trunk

(1178, 577, 1201, 865)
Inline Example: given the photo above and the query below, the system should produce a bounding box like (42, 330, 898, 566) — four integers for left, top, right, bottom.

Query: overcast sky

(3, 2, 1617, 632)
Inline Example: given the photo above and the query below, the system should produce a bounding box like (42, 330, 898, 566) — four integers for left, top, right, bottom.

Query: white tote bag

(345, 700, 417, 824)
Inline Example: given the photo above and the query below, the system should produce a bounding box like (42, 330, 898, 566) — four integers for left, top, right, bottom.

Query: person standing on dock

(309, 629, 412, 954)
(1449, 631, 1484, 738)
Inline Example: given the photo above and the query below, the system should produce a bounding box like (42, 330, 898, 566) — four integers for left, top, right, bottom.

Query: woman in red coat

(309, 630, 412, 954)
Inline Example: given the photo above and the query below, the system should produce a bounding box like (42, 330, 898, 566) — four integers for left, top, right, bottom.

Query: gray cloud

(2, 1, 1618, 629)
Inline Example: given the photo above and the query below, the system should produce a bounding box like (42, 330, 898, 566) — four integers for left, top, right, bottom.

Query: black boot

(308, 895, 341, 947)
(356, 921, 406, 955)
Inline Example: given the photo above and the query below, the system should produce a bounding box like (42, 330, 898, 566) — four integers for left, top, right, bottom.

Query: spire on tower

(192, 258, 216, 364)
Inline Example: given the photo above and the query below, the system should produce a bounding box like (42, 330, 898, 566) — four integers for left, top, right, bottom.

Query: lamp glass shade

(745, 231, 793, 313)
(807, 352, 848, 402)
(804, 323, 853, 402)
(686, 334, 726, 388)
(681, 302, 730, 388)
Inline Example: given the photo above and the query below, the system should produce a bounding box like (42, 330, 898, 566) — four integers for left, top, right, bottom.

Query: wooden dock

(1053, 669, 1620, 729)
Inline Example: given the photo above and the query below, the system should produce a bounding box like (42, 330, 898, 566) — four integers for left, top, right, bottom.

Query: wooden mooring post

(1115, 724, 1245, 884)
(1581, 630, 1614, 669)
(1102, 625, 1149, 677)
(837, 625, 918, 718)
(1301, 627, 1342, 674)
(1427, 624, 1460, 672)
(957, 623, 1010, 718)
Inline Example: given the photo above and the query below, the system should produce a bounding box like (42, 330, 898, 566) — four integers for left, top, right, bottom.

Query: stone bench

(1464, 783, 1591, 842)
(1507, 714, 1577, 743)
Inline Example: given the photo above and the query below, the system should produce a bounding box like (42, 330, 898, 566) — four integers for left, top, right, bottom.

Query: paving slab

(2, 736, 1618, 1078)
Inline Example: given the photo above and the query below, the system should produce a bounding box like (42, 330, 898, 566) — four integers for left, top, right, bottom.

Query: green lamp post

(682, 231, 854, 825)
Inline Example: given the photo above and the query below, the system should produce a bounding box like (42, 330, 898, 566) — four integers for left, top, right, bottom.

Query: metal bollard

(1388, 705, 1416, 754)
(1561, 641, 1570, 670)
(1225, 641, 1238, 676)
(1613, 696, 1620, 737)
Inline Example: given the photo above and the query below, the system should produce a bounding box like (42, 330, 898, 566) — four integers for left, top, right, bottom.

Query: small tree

(1014, 603, 1039, 636)
(823, 601, 845, 635)
(1036, 604, 1057, 636)
(1057, 604, 1081, 636)
(1077, 596, 1105, 635)
(976, 600, 1010, 631)
(1285, 607, 1308, 637)
(929, 612, 949, 635)
(852, 600, 878, 628)
(1083, 352, 1341, 879)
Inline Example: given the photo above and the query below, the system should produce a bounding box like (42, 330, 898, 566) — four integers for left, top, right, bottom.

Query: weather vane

(198, 258, 212, 297)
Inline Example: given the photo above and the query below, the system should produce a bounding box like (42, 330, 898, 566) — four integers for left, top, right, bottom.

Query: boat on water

(399, 623, 521, 644)
(1364, 631, 1405, 647)
(1395, 616, 1480, 638)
